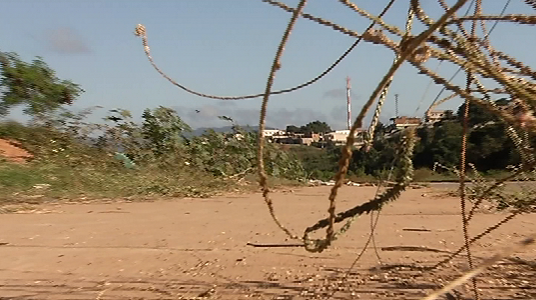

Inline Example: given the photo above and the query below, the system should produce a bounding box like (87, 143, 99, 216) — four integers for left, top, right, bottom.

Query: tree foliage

(287, 144, 339, 180)
(286, 120, 332, 134)
(0, 49, 526, 184)
(456, 98, 510, 126)
(0, 52, 83, 117)
(141, 106, 191, 156)
(293, 99, 527, 180)
(0, 103, 307, 197)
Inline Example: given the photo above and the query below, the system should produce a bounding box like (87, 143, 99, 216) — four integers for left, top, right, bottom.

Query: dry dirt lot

(0, 186, 534, 299)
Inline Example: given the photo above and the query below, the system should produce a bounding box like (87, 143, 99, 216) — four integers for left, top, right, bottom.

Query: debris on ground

(308, 179, 365, 187)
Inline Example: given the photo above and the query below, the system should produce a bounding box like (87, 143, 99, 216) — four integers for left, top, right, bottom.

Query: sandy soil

(0, 138, 32, 163)
(0, 186, 534, 299)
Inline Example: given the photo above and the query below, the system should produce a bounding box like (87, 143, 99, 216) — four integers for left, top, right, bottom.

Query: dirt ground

(0, 186, 534, 300)
(0, 138, 32, 163)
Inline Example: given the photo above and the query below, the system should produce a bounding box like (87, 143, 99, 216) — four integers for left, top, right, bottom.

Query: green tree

(427, 121, 463, 166)
(141, 106, 191, 156)
(286, 125, 301, 133)
(467, 123, 517, 170)
(455, 98, 520, 170)
(442, 110, 456, 121)
(413, 126, 435, 168)
(349, 132, 399, 176)
(300, 120, 332, 134)
(101, 109, 145, 157)
(0, 52, 83, 117)
(457, 98, 510, 126)
(287, 144, 338, 179)
(371, 122, 388, 141)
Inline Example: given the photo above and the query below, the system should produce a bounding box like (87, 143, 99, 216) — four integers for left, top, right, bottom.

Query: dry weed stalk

(304, 128, 416, 252)
(135, 1, 536, 297)
(318, 0, 470, 252)
(364, 5, 415, 149)
(256, 0, 309, 241)
(135, 0, 536, 242)
(420, 234, 535, 300)
(459, 1, 483, 297)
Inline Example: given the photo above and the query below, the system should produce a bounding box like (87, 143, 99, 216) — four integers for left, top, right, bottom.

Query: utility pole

(346, 76, 352, 130)
(395, 93, 399, 118)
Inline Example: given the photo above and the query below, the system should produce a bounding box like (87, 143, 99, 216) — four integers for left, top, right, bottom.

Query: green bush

(0, 107, 307, 202)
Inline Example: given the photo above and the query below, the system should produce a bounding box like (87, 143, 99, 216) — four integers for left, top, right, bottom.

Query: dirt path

(0, 186, 534, 299)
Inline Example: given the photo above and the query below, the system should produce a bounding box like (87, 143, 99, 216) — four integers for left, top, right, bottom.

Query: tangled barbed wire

(134, 0, 535, 298)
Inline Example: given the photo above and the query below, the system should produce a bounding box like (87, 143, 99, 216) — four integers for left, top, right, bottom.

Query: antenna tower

(346, 76, 351, 130)
(395, 93, 399, 118)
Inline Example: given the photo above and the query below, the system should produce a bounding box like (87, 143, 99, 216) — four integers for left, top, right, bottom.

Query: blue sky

(1, 0, 534, 130)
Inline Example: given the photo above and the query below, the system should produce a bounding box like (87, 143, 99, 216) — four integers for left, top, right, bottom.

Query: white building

(390, 116, 421, 130)
(425, 110, 446, 124)
(325, 129, 365, 146)
(262, 129, 285, 137)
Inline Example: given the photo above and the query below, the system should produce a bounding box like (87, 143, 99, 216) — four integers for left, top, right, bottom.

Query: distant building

(272, 132, 322, 146)
(299, 133, 322, 146)
(262, 129, 285, 137)
(324, 129, 366, 146)
(425, 110, 446, 124)
(390, 116, 421, 130)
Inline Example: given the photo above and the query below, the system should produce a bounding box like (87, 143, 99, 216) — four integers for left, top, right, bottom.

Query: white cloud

(174, 104, 331, 130)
